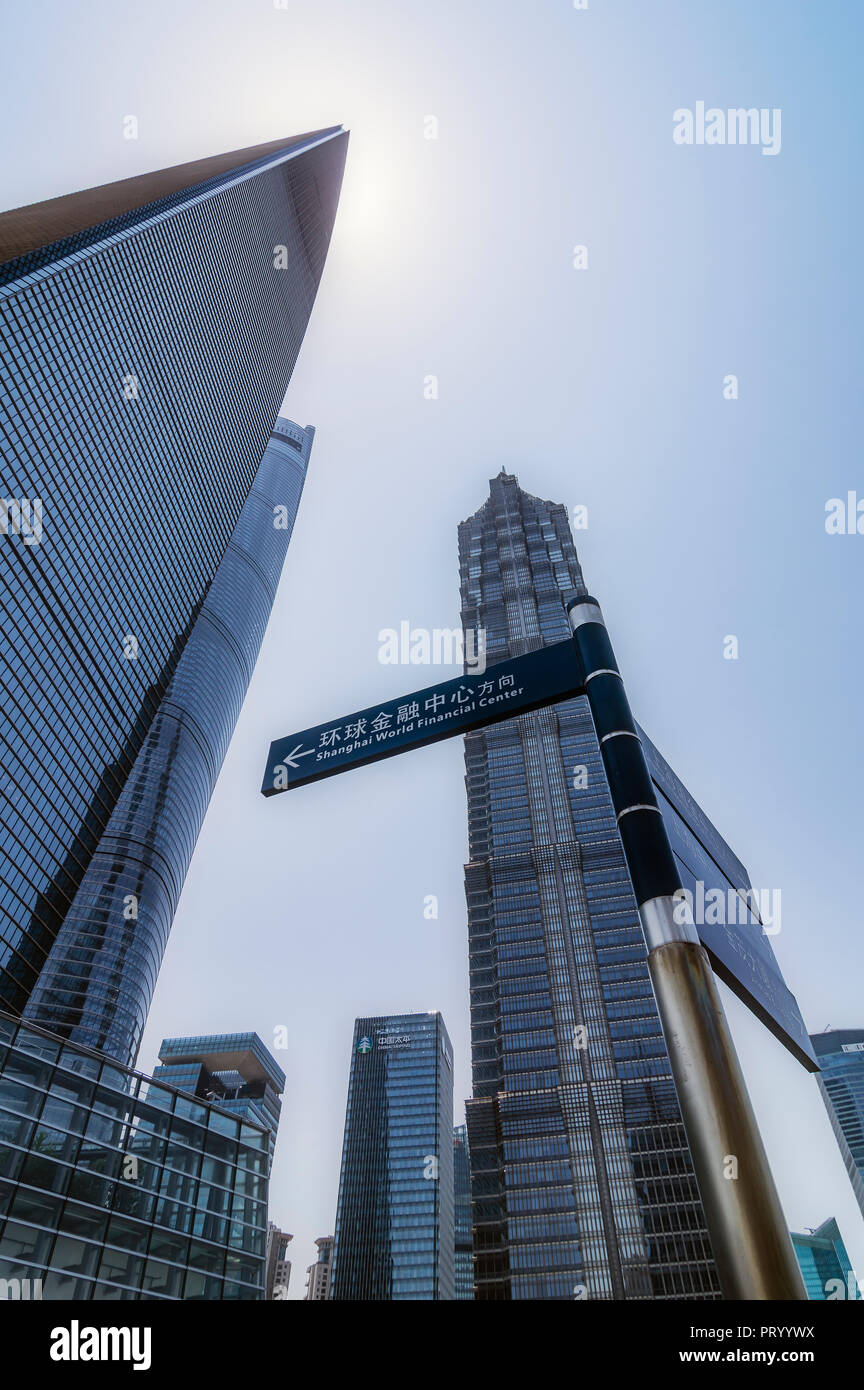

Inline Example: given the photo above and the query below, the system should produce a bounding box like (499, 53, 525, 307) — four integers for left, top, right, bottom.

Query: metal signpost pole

(566, 595, 806, 1300)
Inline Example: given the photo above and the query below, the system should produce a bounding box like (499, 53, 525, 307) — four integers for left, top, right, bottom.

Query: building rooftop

(0, 128, 341, 268)
(158, 1032, 286, 1092)
(810, 1028, 864, 1055)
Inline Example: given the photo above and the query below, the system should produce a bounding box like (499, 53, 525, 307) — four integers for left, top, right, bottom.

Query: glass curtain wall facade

(152, 1032, 285, 1162)
(21, 417, 314, 1065)
(0, 1010, 270, 1300)
(460, 472, 719, 1301)
(0, 132, 346, 1067)
(331, 1013, 455, 1301)
(453, 1122, 474, 1299)
(810, 1029, 864, 1221)
(791, 1218, 861, 1301)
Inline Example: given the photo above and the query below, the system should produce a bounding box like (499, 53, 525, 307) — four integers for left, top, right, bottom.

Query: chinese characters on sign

(376, 1031, 411, 1049)
(261, 640, 584, 794)
(315, 673, 518, 755)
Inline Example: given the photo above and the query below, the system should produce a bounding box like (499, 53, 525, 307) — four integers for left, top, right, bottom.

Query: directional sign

(638, 726, 818, 1072)
(261, 635, 815, 1073)
(261, 639, 584, 795)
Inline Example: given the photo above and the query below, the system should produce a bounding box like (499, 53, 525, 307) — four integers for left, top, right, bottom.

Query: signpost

(262, 639, 583, 794)
(564, 595, 805, 1300)
(262, 598, 808, 1300)
(262, 641, 815, 1069)
(638, 725, 818, 1072)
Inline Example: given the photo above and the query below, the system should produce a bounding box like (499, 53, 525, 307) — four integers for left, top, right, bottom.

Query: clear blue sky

(2, 0, 862, 1296)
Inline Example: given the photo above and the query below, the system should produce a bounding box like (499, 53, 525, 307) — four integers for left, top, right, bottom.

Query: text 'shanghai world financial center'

(0, 128, 347, 1068)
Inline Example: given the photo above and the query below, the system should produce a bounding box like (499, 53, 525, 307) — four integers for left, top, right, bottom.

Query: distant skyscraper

(151, 1032, 285, 1161)
(810, 1028, 864, 1220)
(265, 1223, 293, 1299)
(460, 471, 720, 1300)
(331, 1013, 455, 1301)
(304, 1236, 334, 1301)
(0, 130, 347, 1067)
(453, 1124, 474, 1300)
(24, 416, 316, 1066)
(791, 1218, 861, 1301)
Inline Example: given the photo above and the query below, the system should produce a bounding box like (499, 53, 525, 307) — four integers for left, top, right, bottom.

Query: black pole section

(566, 594, 805, 1301)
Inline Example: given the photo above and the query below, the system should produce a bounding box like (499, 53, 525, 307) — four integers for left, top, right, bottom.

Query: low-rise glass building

(0, 1011, 270, 1299)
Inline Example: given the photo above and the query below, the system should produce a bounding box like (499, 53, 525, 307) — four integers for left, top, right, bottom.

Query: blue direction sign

(638, 725, 818, 1072)
(260, 635, 815, 1073)
(261, 640, 584, 795)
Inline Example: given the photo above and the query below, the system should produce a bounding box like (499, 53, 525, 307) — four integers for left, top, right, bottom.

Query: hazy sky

(2, 0, 863, 1297)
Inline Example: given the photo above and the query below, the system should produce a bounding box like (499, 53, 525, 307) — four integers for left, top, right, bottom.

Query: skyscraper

(791, 1218, 861, 1301)
(0, 131, 344, 1302)
(453, 1123, 474, 1299)
(151, 1032, 285, 1161)
(304, 1235, 334, 1300)
(265, 1224, 293, 1299)
(460, 471, 720, 1300)
(810, 1029, 864, 1221)
(331, 1013, 455, 1301)
(0, 130, 347, 1067)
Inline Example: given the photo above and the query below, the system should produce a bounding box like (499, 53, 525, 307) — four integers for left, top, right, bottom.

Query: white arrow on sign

(281, 744, 315, 770)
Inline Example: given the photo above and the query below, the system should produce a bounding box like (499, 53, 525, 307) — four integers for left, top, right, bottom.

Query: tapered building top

(459, 468, 720, 1299)
(0, 127, 343, 281)
(1, 130, 347, 1062)
(459, 472, 587, 665)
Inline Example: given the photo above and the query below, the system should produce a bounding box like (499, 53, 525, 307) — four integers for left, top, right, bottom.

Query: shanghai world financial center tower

(460, 471, 720, 1300)
(0, 130, 346, 1299)
(0, 128, 347, 1070)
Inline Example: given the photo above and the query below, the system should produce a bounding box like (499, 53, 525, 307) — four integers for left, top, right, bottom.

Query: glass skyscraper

(791, 1218, 861, 1301)
(453, 1123, 474, 1299)
(460, 471, 720, 1300)
(21, 415, 316, 1067)
(331, 1012, 455, 1301)
(0, 130, 346, 1068)
(152, 1033, 285, 1161)
(0, 416, 315, 1300)
(0, 131, 345, 1300)
(810, 1028, 864, 1221)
